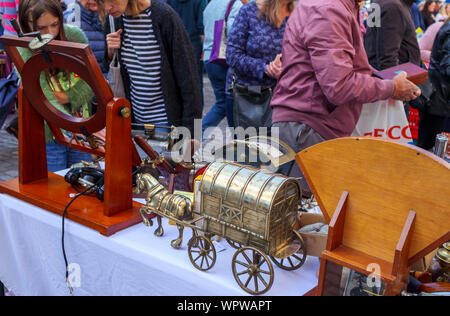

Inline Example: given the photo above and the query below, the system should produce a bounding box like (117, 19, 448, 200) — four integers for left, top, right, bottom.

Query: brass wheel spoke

(287, 257, 294, 267)
(200, 255, 205, 268)
(257, 258, 267, 268)
(237, 270, 249, 276)
(242, 251, 253, 265)
(253, 275, 259, 293)
(234, 260, 251, 269)
(193, 254, 202, 263)
(244, 274, 252, 288)
(292, 254, 303, 262)
(256, 272, 268, 288)
(205, 247, 213, 255)
(258, 269, 271, 275)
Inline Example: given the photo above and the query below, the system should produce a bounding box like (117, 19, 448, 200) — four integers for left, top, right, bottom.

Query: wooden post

(386, 210, 416, 296)
(18, 86, 47, 184)
(326, 191, 349, 252)
(104, 99, 133, 216)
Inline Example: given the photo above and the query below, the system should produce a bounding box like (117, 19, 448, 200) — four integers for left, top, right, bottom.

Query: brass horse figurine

(135, 173, 193, 249)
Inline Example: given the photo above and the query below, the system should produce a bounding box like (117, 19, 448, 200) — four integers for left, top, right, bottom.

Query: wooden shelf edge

(322, 246, 396, 283)
(0, 176, 143, 236)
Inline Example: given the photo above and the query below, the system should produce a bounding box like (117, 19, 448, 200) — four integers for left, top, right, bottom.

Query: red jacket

(271, 0, 395, 140)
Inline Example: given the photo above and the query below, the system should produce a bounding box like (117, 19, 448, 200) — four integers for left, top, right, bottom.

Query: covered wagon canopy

(199, 161, 302, 256)
(200, 161, 302, 214)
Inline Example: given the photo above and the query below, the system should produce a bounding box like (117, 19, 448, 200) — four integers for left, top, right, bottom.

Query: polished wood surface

(419, 282, 450, 293)
(18, 86, 48, 184)
(0, 35, 143, 235)
(104, 98, 133, 216)
(296, 137, 450, 265)
(0, 173, 142, 236)
(296, 137, 450, 296)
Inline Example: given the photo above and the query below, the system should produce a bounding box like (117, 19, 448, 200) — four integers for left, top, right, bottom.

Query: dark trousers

(272, 122, 325, 198)
(417, 110, 447, 150)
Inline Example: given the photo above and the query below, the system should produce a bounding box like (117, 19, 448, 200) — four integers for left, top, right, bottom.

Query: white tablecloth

(0, 193, 320, 296)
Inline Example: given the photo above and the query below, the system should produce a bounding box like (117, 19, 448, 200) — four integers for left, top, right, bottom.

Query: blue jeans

(46, 141, 92, 172)
(202, 61, 234, 134)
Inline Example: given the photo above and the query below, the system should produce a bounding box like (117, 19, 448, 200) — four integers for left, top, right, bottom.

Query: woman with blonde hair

(96, 0, 202, 135)
(226, 0, 296, 129)
(436, 3, 450, 22)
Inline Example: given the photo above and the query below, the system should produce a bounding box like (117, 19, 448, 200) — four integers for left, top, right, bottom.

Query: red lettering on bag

(364, 132, 373, 136)
(374, 129, 384, 137)
(401, 126, 412, 139)
(387, 126, 401, 140)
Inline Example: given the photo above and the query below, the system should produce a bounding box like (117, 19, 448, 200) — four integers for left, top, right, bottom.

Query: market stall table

(0, 193, 320, 296)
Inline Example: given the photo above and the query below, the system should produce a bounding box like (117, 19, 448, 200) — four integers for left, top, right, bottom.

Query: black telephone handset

(64, 167, 105, 201)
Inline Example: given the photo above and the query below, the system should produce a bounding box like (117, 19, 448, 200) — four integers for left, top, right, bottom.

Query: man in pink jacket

(271, 0, 421, 196)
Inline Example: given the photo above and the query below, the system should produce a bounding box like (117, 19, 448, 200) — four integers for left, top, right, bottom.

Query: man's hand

(392, 72, 421, 101)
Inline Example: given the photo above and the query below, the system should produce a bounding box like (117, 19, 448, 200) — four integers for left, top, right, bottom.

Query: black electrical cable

(62, 167, 142, 295)
(61, 181, 101, 296)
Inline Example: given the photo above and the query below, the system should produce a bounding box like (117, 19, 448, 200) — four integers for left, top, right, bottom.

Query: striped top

(0, 0, 19, 35)
(122, 6, 168, 125)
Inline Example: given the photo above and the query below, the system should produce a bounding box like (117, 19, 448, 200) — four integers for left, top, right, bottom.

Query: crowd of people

(0, 0, 448, 179)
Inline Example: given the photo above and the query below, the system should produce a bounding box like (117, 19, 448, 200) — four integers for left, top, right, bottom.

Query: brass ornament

(28, 33, 54, 50)
(188, 235, 217, 271)
(119, 107, 131, 118)
(137, 160, 307, 295)
(136, 173, 193, 249)
(232, 247, 274, 295)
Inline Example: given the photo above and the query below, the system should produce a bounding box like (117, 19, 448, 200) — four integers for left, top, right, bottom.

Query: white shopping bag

(352, 99, 412, 143)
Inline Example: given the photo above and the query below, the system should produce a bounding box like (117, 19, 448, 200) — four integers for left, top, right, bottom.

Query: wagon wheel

(270, 233, 307, 271)
(226, 239, 243, 249)
(188, 235, 216, 271)
(232, 247, 274, 295)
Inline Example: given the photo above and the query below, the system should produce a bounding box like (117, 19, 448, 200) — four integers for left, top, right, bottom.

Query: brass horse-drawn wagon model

(136, 161, 307, 295)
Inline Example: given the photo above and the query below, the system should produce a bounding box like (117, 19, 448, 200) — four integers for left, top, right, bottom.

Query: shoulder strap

(108, 15, 119, 63)
(225, 0, 237, 22)
(109, 15, 116, 33)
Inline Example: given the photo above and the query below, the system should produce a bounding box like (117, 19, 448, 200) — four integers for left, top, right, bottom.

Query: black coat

(410, 22, 450, 117)
(364, 0, 421, 71)
(103, 0, 202, 135)
(428, 22, 450, 117)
